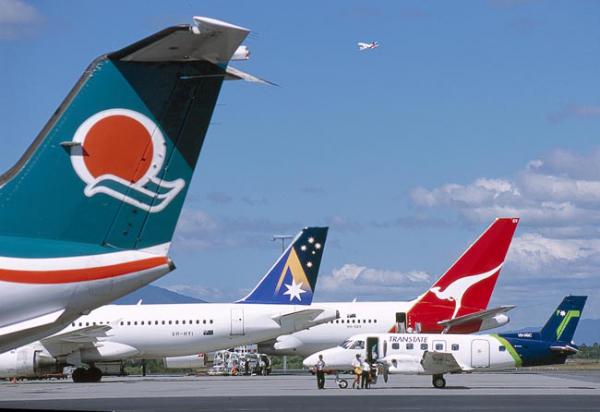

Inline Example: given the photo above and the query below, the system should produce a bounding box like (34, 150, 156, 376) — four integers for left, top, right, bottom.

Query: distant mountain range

(112, 285, 206, 305)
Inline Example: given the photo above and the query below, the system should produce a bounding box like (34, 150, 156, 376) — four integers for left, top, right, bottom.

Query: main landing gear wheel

(432, 375, 446, 389)
(72, 367, 103, 383)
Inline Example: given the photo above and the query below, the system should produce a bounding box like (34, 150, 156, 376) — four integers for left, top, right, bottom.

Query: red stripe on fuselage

(0, 256, 169, 284)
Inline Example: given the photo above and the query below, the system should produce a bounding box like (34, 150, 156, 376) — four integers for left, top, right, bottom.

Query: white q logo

(70, 108, 184, 213)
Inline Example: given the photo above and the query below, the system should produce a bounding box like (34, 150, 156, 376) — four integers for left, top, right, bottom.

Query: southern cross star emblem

(283, 279, 306, 302)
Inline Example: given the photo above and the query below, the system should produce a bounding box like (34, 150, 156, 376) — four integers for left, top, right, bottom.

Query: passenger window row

(71, 319, 215, 327)
(330, 319, 378, 324)
(390, 342, 461, 351)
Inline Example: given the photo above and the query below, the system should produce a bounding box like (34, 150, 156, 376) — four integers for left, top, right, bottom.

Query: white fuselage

(303, 333, 516, 373)
(0, 302, 336, 377)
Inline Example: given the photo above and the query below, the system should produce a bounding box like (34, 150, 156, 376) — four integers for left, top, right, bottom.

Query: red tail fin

(406, 218, 519, 333)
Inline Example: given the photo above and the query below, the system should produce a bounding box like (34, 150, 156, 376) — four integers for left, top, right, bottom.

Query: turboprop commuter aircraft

(304, 296, 587, 388)
(0, 227, 338, 382)
(0, 16, 259, 353)
(259, 218, 520, 357)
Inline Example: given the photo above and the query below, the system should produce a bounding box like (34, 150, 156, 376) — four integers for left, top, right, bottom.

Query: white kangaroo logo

(429, 263, 503, 319)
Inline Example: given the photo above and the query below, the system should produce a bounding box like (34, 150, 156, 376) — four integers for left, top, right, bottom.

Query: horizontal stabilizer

(420, 351, 464, 375)
(550, 345, 579, 355)
(271, 307, 337, 334)
(438, 305, 515, 329)
(225, 66, 277, 85)
(112, 16, 249, 63)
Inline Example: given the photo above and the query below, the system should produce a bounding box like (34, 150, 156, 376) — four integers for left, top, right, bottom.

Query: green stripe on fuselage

(492, 334, 522, 367)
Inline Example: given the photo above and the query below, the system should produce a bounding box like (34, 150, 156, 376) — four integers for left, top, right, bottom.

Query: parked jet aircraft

(259, 218, 520, 357)
(304, 296, 587, 388)
(0, 16, 256, 353)
(0, 227, 338, 382)
(358, 41, 379, 51)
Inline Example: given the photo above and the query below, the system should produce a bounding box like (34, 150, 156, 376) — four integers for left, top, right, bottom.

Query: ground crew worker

(361, 358, 371, 389)
(315, 354, 326, 389)
(352, 354, 362, 389)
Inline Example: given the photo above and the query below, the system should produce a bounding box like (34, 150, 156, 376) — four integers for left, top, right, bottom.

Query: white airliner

(358, 41, 379, 51)
(0, 17, 257, 354)
(303, 296, 587, 388)
(259, 218, 520, 357)
(0, 228, 337, 382)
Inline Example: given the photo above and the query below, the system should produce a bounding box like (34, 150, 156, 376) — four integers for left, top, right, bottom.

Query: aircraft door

(230, 308, 244, 336)
(471, 339, 490, 368)
(366, 337, 380, 363)
(395, 312, 407, 333)
(433, 340, 446, 352)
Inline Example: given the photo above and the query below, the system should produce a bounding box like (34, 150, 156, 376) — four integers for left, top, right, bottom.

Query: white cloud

(318, 263, 431, 300)
(411, 147, 600, 278)
(508, 233, 600, 275)
(548, 105, 600, 123)
(0, 0, 41, 39)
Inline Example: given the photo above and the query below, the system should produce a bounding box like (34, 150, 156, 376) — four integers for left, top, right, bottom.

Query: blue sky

(1, 0, 599, 328)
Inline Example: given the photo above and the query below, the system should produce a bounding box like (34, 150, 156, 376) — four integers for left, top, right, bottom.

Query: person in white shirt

(351, 354, 362, 389)
(315, 354, 326, 389)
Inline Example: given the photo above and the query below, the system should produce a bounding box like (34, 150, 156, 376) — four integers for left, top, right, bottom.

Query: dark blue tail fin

(540, 296, 587, 343)
(237, 227, 328, 305)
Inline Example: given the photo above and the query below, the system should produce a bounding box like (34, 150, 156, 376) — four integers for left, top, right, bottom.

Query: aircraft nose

(303, 353, 318, 368)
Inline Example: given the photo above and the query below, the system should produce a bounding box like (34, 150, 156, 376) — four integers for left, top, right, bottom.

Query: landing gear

(432, 374, 446, 389)
(72, 366, 103, 383)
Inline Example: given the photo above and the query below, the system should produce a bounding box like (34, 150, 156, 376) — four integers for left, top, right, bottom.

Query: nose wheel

(432, 374, 446, 389)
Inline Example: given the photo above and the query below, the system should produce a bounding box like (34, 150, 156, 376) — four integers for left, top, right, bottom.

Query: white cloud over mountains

(410, 148, 600, 283)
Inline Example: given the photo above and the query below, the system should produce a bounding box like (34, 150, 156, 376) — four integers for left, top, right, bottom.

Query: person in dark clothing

(361, 359, 371, 389)
(315, 354, 326, 389)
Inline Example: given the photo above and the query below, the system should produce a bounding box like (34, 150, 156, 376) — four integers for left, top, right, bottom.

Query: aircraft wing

(41, 325, 112, 345)
(420, 351, 465, 375)
(437, 305, 515, 332)
(38, 324, 113, 359)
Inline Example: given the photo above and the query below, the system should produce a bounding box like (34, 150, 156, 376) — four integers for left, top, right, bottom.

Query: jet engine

(0, 347, 60, 378)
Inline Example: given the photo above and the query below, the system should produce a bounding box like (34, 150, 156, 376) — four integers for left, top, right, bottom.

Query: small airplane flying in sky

(358, 41, 379, 51)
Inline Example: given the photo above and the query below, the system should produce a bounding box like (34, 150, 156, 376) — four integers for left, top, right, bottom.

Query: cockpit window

(341, 339, 353, 349)
(341, 339, 365, 349)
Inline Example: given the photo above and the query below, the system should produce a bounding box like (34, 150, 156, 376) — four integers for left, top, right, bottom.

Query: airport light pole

(272, 234, 293, 373)
(272, 234, 293, 254)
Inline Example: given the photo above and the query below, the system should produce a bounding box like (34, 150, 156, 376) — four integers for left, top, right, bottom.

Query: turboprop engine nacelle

(0, 347, 59, 378)
(479, 313, 510, 331)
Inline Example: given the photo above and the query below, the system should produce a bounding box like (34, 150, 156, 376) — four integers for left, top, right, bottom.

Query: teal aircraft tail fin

(540, 296, 587, 343)
(0, 17, 249, 255)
